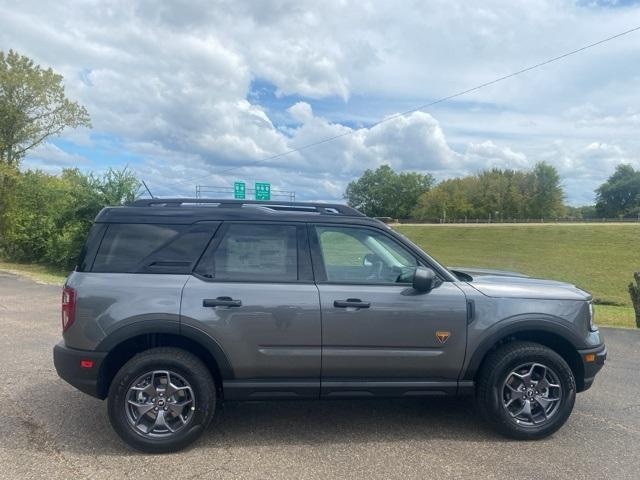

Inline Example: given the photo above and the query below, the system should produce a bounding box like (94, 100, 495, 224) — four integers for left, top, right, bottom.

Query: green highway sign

(233, 181, 245, 199)
(255, 182, 271, 200)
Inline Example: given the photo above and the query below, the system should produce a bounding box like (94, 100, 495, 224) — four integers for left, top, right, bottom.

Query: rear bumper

(578, 343, 607, 392)
(53, 341, 107, 399)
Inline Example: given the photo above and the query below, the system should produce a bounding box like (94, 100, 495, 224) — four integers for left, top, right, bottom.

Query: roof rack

(128, 198, 365, 216)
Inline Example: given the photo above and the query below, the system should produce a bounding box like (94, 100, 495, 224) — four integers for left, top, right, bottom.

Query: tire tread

(476, 341, 575, 440)
(107, 347, 216, 453)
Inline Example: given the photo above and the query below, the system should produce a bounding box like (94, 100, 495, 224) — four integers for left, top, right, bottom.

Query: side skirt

(223, 379, 475, 401)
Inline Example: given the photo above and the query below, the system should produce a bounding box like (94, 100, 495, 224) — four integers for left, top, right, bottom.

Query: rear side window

(76, 223, 106, 272)
(198, 224, 298, 282)
(91, 223, 216, 273)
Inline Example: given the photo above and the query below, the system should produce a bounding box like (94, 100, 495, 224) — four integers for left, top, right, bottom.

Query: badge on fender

(435, 331, 450, 344)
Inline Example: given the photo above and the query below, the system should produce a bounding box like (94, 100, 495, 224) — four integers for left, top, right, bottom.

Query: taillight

(62, 287, 76, 332)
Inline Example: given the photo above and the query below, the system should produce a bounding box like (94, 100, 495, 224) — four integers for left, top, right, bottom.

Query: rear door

(309, 224, 468, 396)
(180, 222, 321, 399)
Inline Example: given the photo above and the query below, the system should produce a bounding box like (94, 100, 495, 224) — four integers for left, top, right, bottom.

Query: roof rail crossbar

(128, 198, 364, 216)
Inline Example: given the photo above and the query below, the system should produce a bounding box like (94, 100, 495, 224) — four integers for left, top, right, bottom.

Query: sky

(2, 0, 640, 205)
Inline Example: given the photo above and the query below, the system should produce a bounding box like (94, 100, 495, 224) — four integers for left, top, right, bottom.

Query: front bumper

(577, 343, 607, 392)
(53, 341, 107, 399)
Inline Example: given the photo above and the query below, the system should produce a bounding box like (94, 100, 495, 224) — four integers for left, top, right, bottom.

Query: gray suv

(53, 198, 606, 452)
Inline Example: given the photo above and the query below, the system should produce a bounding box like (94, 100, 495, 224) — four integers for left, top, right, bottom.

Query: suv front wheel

(107, 347, 217, 453)
(477, 341, 576, 439)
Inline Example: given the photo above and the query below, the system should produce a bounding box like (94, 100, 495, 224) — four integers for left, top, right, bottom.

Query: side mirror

(413, 266, 436, 292)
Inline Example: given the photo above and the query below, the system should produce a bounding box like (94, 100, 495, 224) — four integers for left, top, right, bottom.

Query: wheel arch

(95, 321, 234, 399)
(463, 321, 586, 392)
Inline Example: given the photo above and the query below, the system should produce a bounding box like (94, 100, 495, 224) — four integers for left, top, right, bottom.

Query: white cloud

(288, 102, 314, 123)
(2, 0, 640, 205)
(23, 143, 90, 171)
(464, 141, 529, 171)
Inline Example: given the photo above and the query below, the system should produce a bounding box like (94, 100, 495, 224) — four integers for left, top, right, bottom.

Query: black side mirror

(413, 266, 436, 292)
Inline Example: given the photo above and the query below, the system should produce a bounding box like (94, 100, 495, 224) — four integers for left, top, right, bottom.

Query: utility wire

(169, 25, 640, 187)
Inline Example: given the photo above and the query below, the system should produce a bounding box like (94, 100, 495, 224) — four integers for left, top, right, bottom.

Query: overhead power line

(170, 25, 640, 187)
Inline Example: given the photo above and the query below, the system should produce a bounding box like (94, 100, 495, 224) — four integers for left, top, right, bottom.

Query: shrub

(0, 167, 139, 271)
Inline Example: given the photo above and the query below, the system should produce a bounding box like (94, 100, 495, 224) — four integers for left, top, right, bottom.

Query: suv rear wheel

(477, 341, 576, 439)
(107, 347, 216, 453)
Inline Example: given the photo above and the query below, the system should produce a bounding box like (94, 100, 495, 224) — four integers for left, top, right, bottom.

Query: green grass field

(396, 223, 639, 328)
(1, 223, 638, 328)
(0, 260, 68, 285)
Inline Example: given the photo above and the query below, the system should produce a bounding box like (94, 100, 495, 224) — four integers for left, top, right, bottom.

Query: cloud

(464, 141, 529, 171)
(288, 102, 314, 123)
(135, 104, 535, 200)
(23, 143, 90, 171)
(2, 0, 640, 205)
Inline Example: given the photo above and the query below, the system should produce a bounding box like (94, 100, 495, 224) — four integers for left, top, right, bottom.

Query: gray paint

(59, 202, 605, 399)
(318, 282, 467, 379)
(180, 277, 322, 379)
(64, 272, 187, 350)
(449, 266, 530, 278)
(467, 275, 592, 301)
(63, 260, 600, 389)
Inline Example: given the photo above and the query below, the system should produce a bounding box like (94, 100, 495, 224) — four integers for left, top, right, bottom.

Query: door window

(314, 226, 417, 284)
(205, 224, 298, 282)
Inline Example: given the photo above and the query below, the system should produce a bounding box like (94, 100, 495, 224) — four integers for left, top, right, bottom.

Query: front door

(309, 224, 468, 396)
(181, 222, 321, 399)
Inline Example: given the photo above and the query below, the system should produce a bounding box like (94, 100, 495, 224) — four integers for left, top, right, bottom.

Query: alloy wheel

(124, 370, 195, 438)
(501, 362, 562, 426)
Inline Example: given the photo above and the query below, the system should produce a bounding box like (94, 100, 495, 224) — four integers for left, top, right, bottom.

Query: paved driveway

(1, 271, 638, 479)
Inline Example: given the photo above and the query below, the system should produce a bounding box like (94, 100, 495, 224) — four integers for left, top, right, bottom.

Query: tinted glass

(77, 223, 106, 272)
(315, 226, 417, 284)
(93, 224, 190, 273)
(211, 224, 298, 281)
(136, 224, 217, 273)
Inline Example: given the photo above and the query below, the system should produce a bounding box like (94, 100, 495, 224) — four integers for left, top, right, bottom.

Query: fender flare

(461, 318, 585, 382)
(96, 320, 234, 379)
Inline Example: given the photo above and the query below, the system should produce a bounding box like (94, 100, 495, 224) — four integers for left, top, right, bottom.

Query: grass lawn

(594, 305, 637, 328)
(396, 224, 640, 328)
(0, 260, 68, 285)
(1, 224, 638, 328)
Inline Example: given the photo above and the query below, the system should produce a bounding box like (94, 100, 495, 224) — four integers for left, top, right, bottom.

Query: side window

(136, 223, 218, 273)
(203, 224, 298, 282)
(314, 226, 417, 284)
(76, 223, 106, 272)
(92, 224, 214, 273)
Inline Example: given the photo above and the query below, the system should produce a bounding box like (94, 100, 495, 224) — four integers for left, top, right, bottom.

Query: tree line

(346, 163, 640, 221)
(2, 48, 639, 274)
(0, 49, 139, 270)
(0, 166, 140, 269)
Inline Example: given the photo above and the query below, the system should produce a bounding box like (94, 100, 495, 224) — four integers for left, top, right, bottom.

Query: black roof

(95, 198, 379, 225)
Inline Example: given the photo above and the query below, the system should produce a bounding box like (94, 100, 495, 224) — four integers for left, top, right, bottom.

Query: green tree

(595, 164, 640, 218)
(526, 162, 564, 219)
(564, 204, 597, 219)
(0, 49, 91, 166)
(412, 177, 477, 220)
(0, 161, 19, 232)
(475, 169, 529, 220)
(1, 168, 139, 270)
(345, 164, 434, 218)
(412, 163, 566, 221)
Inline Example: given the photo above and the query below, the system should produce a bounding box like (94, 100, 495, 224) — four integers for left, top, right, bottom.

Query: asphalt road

(1, 271, 639, 480)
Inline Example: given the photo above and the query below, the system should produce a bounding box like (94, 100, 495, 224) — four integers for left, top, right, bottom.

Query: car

(53, 198, 607, 452)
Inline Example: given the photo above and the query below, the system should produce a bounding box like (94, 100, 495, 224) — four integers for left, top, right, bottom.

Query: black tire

(108, 347, 216, 453)
(476, 341, 576, 440)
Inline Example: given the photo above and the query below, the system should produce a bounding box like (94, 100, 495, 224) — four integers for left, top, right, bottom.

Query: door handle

(203, 297, 242, 308)
(333, 298, 371, 309)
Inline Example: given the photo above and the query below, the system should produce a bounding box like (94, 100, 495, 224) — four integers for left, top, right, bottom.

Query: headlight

(588, 302, 598, 332)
